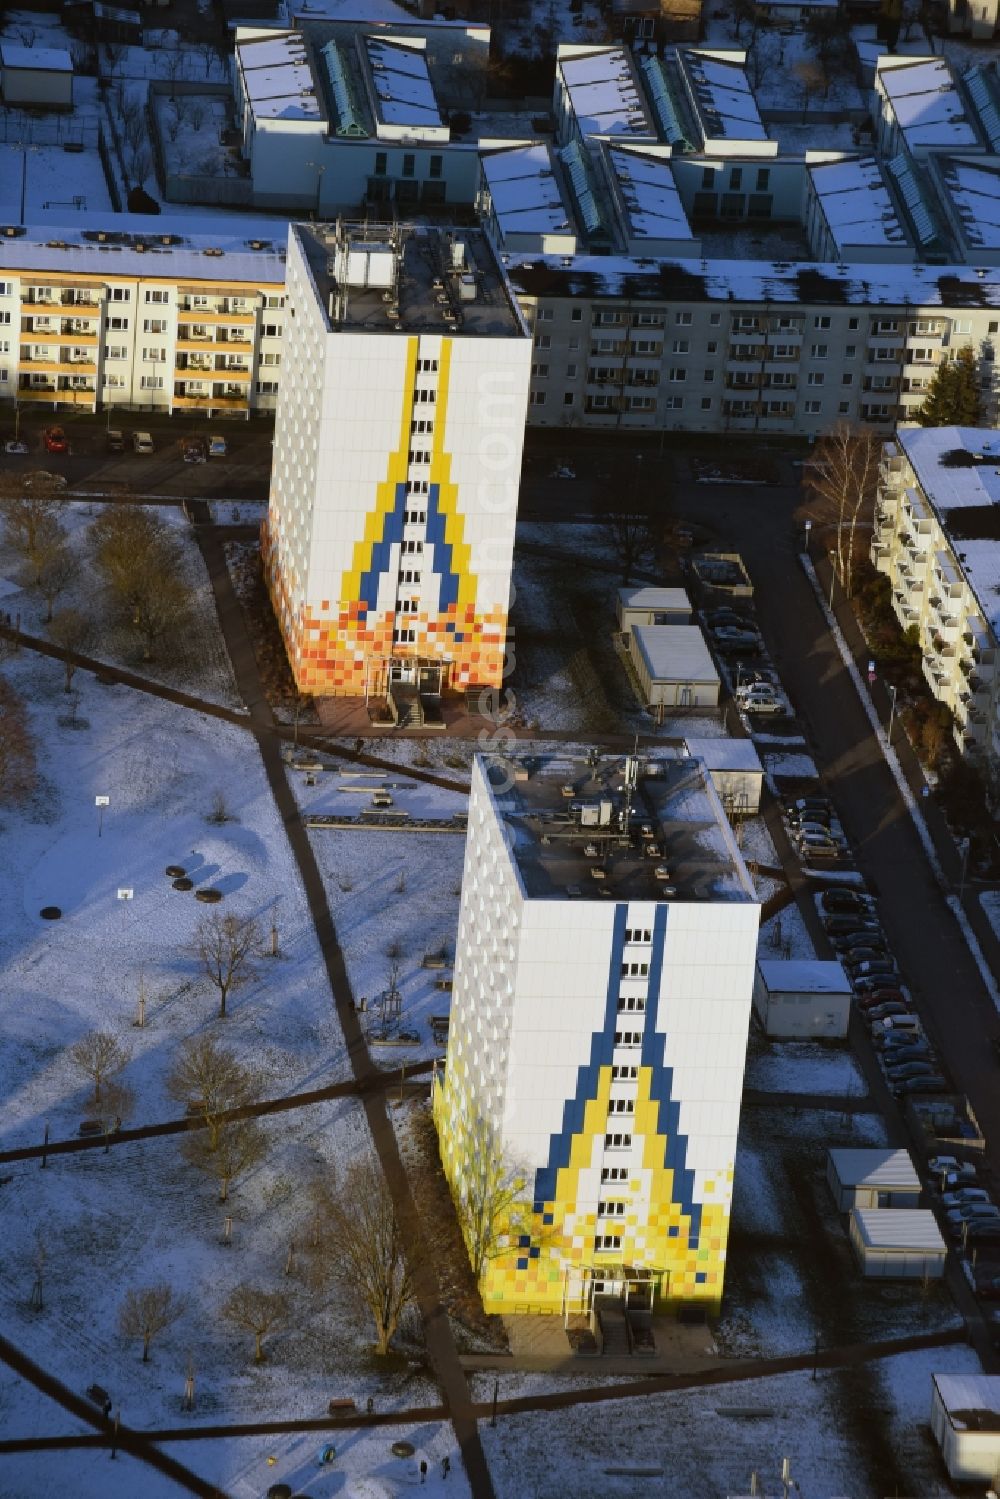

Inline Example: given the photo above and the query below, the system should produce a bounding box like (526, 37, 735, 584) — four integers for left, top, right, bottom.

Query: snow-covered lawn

(759, 902, 817, 961)
(106, 35, 229, 84)
(480, 1341, 981, 1499)
(0, 143, 112, 216)
(153, 92, 243, 182)
(0, 501, 239, 708)
(745, 1041, 865, 1097)
(293, 767, 468, 1062)
(738, 814, 778, 869)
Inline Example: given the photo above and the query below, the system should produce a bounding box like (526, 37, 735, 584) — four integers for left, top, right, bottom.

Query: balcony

(213, 364, 251, 382)
(176, 336, 217, 353)
(175, 304, 256, 324)
(16, 384, 95, 406)
(172, 393, 249, 411)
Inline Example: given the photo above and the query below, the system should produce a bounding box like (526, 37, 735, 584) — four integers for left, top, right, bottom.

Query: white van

(873, 1015, 921, 1038)
(371, 791, 393, 808)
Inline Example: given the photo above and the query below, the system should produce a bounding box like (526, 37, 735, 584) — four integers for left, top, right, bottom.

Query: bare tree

(88, 504, 190, 660)
(103, 40, 125, 77)
(68, 1031, 130, 1105)
(450, 1117, 532, 1282)
(804, 422, 881, 598)
(793, 58, 826, 121)
(601, 482, 654, 585)
(183, 1117, 267, 1201)
(165, 105, 182, 144)
(188, 100, 206, 132)
(196, 41, 218, 79)
(164, 48, 186, 99)
(311, 1156, 412, 1356)
(0, 676, 36, 802)
(0, 483, 63, 574)
(222, 1284, 290, 1363)
(167, 1035, 261, 1149)
(194, 911, 262, 1019)
(119, 1284, 184, 1362)
(34, 535, 77, 622)
(18, 25, 36, 47)
(47, 608, 95, 693)
(745, 32, 778, 92)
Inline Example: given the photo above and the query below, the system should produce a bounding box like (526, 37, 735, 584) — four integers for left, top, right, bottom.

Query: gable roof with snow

(557, 46, 656, 140)
(479, 146, 576, 250)
(877, 56, 980, 154)
(808, 155, 910, 252)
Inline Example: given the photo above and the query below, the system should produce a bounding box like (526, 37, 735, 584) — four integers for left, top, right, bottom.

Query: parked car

(865, 1001, 911, 1024)
(741, 693, 782, 715)
(834, 931, 888, 954)
(881, 1042, 934, 1065)
(824, 914, 879, 936)
(798, 836, 843, 861)
(42, 425, 68, 454)
(894, 1074, 948, 1095)
(819, 889, 871, 914)
(877, 1028, 927, 1050)
(105, 428, 125, 453)
(965, 1220, 1000, 1244)
(713, 627, 762, 653)
(208, 434, 227, 458)
(975, 1275, 1000, 1299)
(849, 958, 899, 979)
(797, 823, 841, 844)
(929, 1155, 977, 1183)
(947, 1204, 1000, 1228)
(884, 1060, 938, 1082)
(183, 436, 207, 464)
(133, 430, 154, 454)
(24, 470, 67, 491)
(857, 990, 908, 1012)
(4, 437, 28, 455)
(942, 1188, 992, 1209)
(707, 607, 745, 627)
(872, 1014, 922, 1038)
(790, 809, 832, 830)
(853, 974, 903, 995)
(787, 796, 831, 813)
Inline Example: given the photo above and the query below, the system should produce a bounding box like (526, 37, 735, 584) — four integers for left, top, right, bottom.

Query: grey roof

(633, 624, 718, 686)
(852, 1207, 945, 1251)
(757, 959, 851, 995)
(934, 1375, 1000, 1426)
(619, 585, 691, 613)
(1, 43, 73, 71)
(685, 737, 763, 774)
(828, 1147, 920, 1189)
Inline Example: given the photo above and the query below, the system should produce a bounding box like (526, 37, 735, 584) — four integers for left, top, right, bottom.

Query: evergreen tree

(918, 345, 982, 427)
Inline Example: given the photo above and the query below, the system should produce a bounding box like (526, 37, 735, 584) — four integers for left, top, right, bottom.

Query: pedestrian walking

(442, 1455, 451, 1479)
(419, 1459, 427, 1484)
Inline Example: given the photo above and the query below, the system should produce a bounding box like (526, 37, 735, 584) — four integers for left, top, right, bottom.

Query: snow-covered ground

(759, 901, 817, 960)
(738, 814, 779, 869)
(153, 92, 243, 183)
(980, 889, 1000, 944)
(745, 1041, 865, 1097)
(480, 1341, 981, 1499)
(0, 501, 239, 708)
(105, 35, 229, 85)
(763, 750, 820, 781)
(0, 143, 113, 216)
(293, 766, 468, 1061)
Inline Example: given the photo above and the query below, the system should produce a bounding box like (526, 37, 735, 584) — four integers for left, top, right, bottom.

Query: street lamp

(828, 551, 837, 612)
(305, 161, 326, 221)
(887, 683, 898, 746)
(804, 519, 812, 553)
(959, 835, 971, 903)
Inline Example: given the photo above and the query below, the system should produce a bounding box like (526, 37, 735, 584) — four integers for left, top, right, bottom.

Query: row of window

(373, 151, 443, 180)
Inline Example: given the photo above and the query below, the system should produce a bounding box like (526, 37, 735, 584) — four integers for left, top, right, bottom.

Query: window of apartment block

(675, 311, 692, 325)
(807, 372, 824, 386)
(144, 289, 168, 303)
(845, 345, 856, 358)
(596, 1234, 622, 1251)
(810, 343, 828, 358)
(563, 392, 574, 406)
(534, 333, 551, 348)
(710, 312, 721, 325)
(603, 1134, 631, 1150)
(429, 154, 443, 179)
(107, 316, 128, 331)
(529, 390, 546, 405)
(109, 287, 130, 302)
(805, 399, 821, 413)
(142, 347, 166, 362)
(838, 401, 850, 413)
(848, 317, 859, 329)
(374, 152, 387, 175)
(664, 395, 683, 410)
(668, 367, 686, 382)
(701, 396, 712, 409)
(601, 1166, 629, 1182)
(402, 154, 415, 178)
(571, 307, 583, 321)
(264, 294, 284, 309)
(262, 322, 279, 338)
(729, 167, 742, 189)
(671, 340, 688, 354)
(0, 312, 9, 326)
(261, 352, 280, 367)
(701, 166, 714, 188)
(104, 345, 126, 360)
(756, 167, 770, 190)
(842, 373, 853, 385)
(566, 363, 577, 378)
(704, 370, 715, 382)
(814, 315, 831, 329)
(628, 395, 654, 410)
(257, 380, 278, 394)
(140, 374, 163, 390)
(536, 307, 553, 321)
(143, 319, 166, 334)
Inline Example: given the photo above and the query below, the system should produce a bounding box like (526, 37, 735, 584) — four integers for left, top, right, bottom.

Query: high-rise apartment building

(262, 220, 530, 699)
(434, 751, 760, 1318)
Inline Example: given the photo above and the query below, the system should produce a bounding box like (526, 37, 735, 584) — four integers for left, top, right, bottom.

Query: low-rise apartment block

(0, 220, 286, 417)
(872, 425, 1000, 777)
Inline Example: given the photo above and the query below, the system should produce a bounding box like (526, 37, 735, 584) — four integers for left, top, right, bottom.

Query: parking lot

(0, 409, 273, 501)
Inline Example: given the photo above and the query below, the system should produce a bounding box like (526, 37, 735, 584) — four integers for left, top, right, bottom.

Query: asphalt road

(676, 469, 1000, 1164)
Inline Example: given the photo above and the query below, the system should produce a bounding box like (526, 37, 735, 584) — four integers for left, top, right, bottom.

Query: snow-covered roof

(757, 959, 851, 994)
(632, 624, 718, 685)
(557, 47, 655, 139)
(934, 1375, 1000, 1427)
(605, 146, 694, 244)
(808, 156, 909, 250)
(619, 584, 690, 612)
(506, 252, 1000, 309)
(479, 146, 575, 243)
(828, 1147, 920, 1189)
(896, 425, 1000, 633)
(938, 156, 1000, 250)
(877, 57, 979, 153)
(0, 219, 288, 286)
(678, 48, 766, 143)
(685, 737, 762, 774)
(364, 36, 441, 129)
(0, 43, 73, 71)
(852, 1207, 945, 1251)
(236, 31, 324, 122)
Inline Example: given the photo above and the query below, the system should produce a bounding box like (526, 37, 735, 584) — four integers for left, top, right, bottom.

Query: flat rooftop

(633, 623, 718, 685)
(678, 48, 767, 143)
(364, 35, 443, 132)
(0, 217, 288, 285)
(895, 425, 1000, 632)
(878, 57, 979, 153)
(934, 1375, 1000, 1429)
(236, 31, 325, 123)
(605, 146, 695, 246)
(557, 46, 656, 139)
(809, 156, 909, 251)
(296, 220, 526, 336)
(483, 751, 757, 904)
(829, 1147, 920, 1189)
(852, 1207, 945, 1251)
(757, 959, 851, 994)
(479, 145, 576, 243)
(938, 156, 1000, 251)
